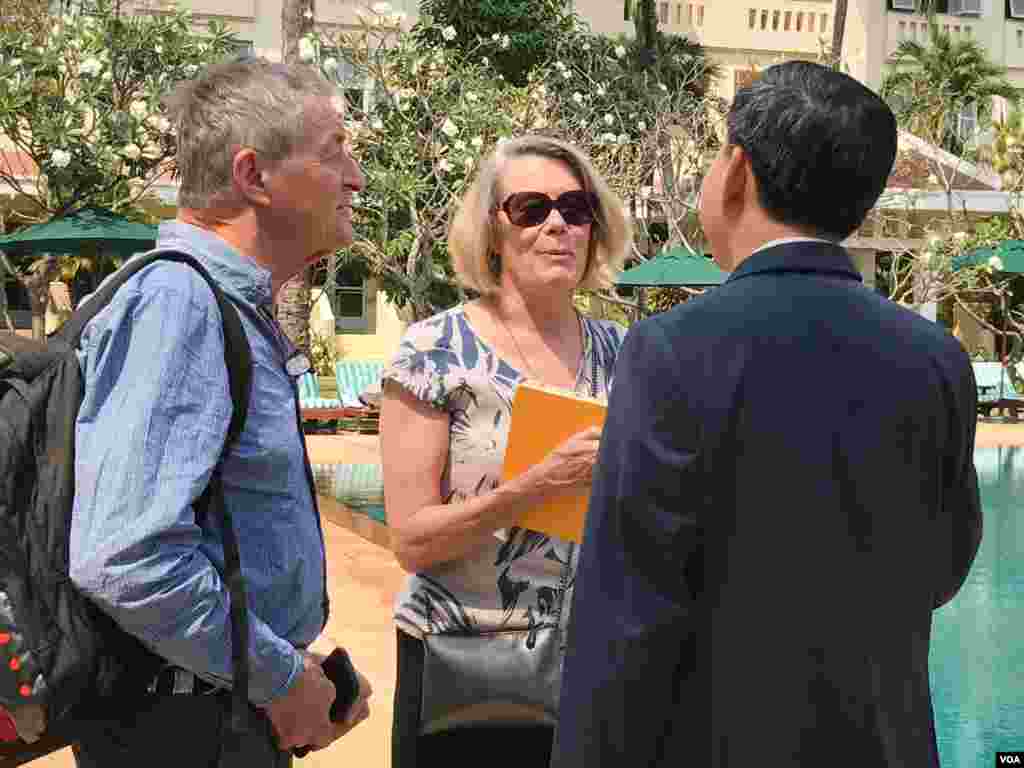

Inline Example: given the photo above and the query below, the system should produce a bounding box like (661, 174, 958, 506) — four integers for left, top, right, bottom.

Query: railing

(746, 7, 831, 35)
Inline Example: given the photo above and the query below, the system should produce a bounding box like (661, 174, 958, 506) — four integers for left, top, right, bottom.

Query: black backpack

(0, 251, 255, 763)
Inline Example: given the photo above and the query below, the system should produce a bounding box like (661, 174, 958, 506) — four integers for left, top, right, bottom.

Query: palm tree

(831, 0, 848, 70)
(881, 22, 1020, 154)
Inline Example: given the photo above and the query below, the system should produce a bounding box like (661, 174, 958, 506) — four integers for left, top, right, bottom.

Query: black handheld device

(292, 648, 360, 758)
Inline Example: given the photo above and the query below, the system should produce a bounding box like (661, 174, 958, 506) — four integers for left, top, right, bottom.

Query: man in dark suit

(553, 61, 983, 768)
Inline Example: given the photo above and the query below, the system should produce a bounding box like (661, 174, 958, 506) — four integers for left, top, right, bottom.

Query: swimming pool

(931, 445, 1024, 766)
(313, 449, 1023, 764)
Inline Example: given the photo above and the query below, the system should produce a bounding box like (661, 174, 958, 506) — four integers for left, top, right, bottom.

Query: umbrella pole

(637, 287, 646, 321)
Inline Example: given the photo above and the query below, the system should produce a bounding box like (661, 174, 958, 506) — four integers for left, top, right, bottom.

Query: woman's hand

(521, 426, 603, 496)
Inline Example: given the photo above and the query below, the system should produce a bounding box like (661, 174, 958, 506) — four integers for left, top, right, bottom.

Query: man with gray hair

(69, 57, 369, 766)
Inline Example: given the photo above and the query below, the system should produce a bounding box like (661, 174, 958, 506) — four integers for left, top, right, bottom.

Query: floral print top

(383, 304, 626, 641)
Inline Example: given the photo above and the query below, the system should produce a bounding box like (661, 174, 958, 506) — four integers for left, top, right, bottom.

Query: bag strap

(57, 250, 254, 731)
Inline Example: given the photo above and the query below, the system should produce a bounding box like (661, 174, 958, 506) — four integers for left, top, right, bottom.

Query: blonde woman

(380, 136, 632, 767)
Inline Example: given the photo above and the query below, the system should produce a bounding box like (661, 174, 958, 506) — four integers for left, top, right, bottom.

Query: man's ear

(720, 145, 751, 209)
(232, 148, 271, 207)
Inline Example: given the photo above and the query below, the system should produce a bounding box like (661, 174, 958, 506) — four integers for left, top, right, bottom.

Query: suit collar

(725, 240, 863, 285)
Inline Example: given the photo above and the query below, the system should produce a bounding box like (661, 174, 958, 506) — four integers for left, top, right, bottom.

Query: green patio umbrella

(954, 241, 1024, 274)
(616, 245, 728, 288)
(0, 206, 158, 257)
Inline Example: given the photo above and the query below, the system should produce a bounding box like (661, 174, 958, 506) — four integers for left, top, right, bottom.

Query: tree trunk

(831, 0, 848, 70)
(275, 0, 317, 355)
(22, 255, 59, 340)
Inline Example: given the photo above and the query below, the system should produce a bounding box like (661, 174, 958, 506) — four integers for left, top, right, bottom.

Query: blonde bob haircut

(448, 135, 633, 297)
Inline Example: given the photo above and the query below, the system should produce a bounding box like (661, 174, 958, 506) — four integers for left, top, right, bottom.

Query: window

(761, 9, 768, 29)
(749, 8, 756, 28)
(957, 102, 978, 141)
(688, 4, 694, 24)
(312, 261, 371, 332)
(323, 48, 374, 119)
(676, 3, 682, 23)
(659, 2, 668, 22)
(808, 12, 815, 31)
(784, 10, 791, 29)
(1018, 28, 1023, 47)
(772, 9, 780, 29)
(821, 13, 829, 31)
(899, 19, 907, 37)
(796, 11, 803, 30)
(697, 5, 703, 25)
(229, 39, 255, 58)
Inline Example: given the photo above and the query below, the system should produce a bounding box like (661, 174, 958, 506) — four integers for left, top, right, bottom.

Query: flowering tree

(303, 5, 720, 322)
(0, 0, 238, 225)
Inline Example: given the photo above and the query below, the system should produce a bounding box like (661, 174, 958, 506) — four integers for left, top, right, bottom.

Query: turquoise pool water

(314, 450, 1023, 762)
(931, 446, 1024, 766)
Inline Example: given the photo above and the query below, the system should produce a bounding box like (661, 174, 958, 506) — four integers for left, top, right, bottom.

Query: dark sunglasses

(497, 190, 599, 227)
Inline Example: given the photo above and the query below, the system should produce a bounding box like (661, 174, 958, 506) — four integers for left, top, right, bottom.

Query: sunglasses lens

(557, 191, 596, 225)
(505, 193, 553, 227)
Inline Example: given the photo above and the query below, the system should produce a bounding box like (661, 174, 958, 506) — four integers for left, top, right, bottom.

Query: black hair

(727, 60, 897, 240)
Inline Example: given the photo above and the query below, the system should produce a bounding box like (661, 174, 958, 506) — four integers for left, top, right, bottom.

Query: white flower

(141, 142, 162, 160)
(658, 83, 668, 92)
(481, 56, 489, 66)
(600, 132, 617, 145)
(303, 8, 313, 19)
(496, 136, 509, 146)
(561, 70, 572, 80)
(121, 143, 142, 160)
(471, 136, 483, 149)
(953, 231, 968, 240)
(441, 117, 459, 137)
(491, 33, 501, 41)
(572, 92, 584, 104)
(603, 114, 614, 126)
(501, 34, 511, 50)
(50, 149, 72, 169)
(129, 100, 148, 120)
(322, 57, 339, 74)
(989, 256, 1004, 270)
(454, 139, 466, 151)
(371, 117, 384, 130)
(614, 45, 626, 59)
(555, 60, 566, 70)
(439, 158, 453, 173)
(596, 84, 606, 97)
(465, 91, 478, 102)
(582, 42, 591, 52)
(442, 25, 457, 41)
(79, 57, 102, 77)
(371, 1, 392, 13)
(298, 37, 315, 62)
(183, 64, 198, 77)
(638, 120, 647, 131)
(617, 133, 629, 145)
(927, 173, 939, 185)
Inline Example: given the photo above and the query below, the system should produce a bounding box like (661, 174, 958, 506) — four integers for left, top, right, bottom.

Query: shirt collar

(155, 220, 274, 307)
(725, 238, 863, 285)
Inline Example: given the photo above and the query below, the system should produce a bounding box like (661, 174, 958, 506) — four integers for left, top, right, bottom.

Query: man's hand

(264, 652, 338, 751)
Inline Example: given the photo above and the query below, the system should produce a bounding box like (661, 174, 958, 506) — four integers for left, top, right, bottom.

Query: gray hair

(448, 135, 632, 296)
(163, 57, 337, 209)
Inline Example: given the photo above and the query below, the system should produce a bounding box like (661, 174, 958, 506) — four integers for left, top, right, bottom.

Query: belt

(147, 666, 224, 696)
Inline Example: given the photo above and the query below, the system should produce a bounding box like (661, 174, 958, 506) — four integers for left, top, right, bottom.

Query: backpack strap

(58, 250, 254, 731)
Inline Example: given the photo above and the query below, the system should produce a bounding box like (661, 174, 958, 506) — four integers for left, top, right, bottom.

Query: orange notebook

(501, 381, 607, 542)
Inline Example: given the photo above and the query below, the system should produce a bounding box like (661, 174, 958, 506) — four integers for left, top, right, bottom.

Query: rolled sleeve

(70, 269, 301, 706)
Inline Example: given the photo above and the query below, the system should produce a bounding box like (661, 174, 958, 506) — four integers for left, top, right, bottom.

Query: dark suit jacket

(553, 242, 983, 768)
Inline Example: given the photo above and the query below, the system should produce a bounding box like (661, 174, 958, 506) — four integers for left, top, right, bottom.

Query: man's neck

(177, 209, 300, 297)
(722, 222, 834, 272)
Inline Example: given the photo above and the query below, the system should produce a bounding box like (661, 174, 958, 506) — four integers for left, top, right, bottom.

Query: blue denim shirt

(69, 221, 327, 706)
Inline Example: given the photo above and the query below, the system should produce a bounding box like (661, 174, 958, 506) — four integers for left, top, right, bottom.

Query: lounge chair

(298, 372, 346, 431)
(333, 360, 385, 434)
(972, 362, 1023, 422)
